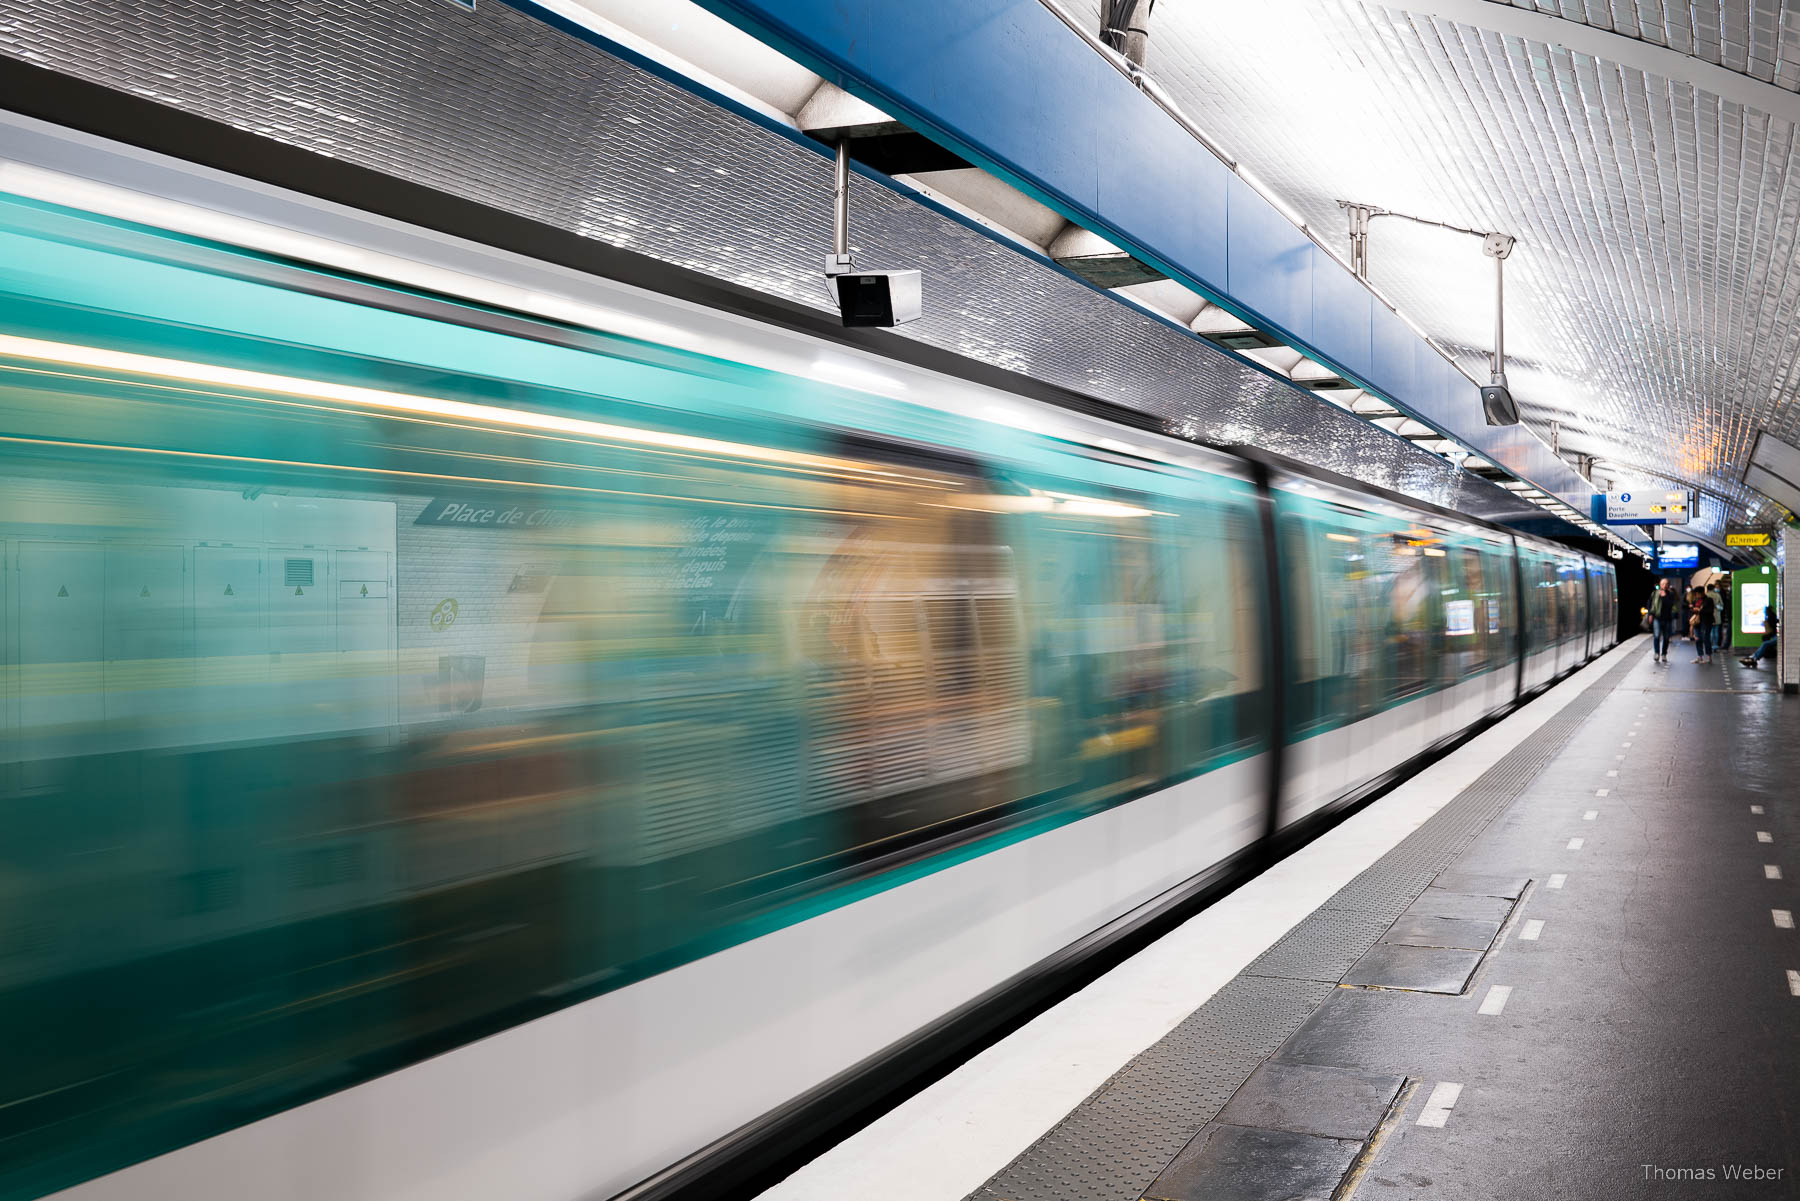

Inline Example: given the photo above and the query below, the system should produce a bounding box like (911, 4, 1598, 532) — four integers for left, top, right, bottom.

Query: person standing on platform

(1706, 580, 1725, 651)
(1692, 585, 1716, 663)
(1649, 578, 1679, 662)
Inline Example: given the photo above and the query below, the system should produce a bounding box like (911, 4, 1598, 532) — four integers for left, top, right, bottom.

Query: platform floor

(761, 636, 1799, 1201)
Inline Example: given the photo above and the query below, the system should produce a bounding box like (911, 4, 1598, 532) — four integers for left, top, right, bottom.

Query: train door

(1274, 508, 1345, 824)
(1544, 557, 1564, 677)
(1416, 539, 1450, 754)
(1485, 541, 1516, 710)
(1583, 561, 1596, 659)
(1444, 543, 1487, 726)
(1571, 559, 1591, 664)
(1382, 530, 1435, 766)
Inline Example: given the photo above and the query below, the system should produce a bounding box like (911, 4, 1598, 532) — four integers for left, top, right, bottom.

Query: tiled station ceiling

(1067, 0, 1800, 527)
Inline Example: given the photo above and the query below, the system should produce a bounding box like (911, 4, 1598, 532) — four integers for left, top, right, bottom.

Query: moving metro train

(0, 121, 1616, 1201)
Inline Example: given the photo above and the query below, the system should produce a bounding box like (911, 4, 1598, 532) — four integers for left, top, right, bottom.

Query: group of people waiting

(1647, 576, 1778, 668)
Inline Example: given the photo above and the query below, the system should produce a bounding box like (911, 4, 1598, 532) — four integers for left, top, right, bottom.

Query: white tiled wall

(1781, 527, 1796, 693)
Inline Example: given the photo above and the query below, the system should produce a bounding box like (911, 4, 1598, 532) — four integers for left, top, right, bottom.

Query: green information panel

(1731, 565, 1780, 650)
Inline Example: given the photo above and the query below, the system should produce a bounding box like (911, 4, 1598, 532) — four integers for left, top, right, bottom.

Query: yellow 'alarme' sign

(1725, 532, 1772, 547)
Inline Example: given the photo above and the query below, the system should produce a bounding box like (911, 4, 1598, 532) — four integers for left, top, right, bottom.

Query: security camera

(1480, 381, 1520, 425)
(825, 262, 922, 328)
(822, 142, 923, 328)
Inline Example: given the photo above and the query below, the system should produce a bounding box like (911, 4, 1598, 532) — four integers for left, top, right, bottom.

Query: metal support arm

(826, 139, 853, 276)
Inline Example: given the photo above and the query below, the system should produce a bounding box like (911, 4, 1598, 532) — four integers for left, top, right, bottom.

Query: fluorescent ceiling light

(809, 356, 907, 395)
(0, 332, 894, 477)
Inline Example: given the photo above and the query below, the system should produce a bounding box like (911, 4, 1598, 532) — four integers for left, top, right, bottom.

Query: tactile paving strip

(975, 976, 1336, 1201)
(969, 642, 1646, 1201)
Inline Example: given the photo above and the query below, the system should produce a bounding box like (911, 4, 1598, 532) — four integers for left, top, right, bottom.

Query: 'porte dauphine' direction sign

(1593, 487, 1692, 526)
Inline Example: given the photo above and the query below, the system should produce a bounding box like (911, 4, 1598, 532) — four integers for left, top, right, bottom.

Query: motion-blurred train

(0, 116, 1614, 1201)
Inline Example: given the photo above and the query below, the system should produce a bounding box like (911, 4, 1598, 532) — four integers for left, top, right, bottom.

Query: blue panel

(1096, 107, 1229, 287)
(1368, 302, 1418, 406)
(1412, 338, 1446, 421)
(1311, 255, 1373, 383)
(1225, 173, 1313, 348)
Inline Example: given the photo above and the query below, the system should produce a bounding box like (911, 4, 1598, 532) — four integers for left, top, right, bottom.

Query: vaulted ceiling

(1076, 0, 1800, 529)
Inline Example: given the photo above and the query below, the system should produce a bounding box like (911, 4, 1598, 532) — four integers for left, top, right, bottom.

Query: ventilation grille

(284, 557, 315, 588)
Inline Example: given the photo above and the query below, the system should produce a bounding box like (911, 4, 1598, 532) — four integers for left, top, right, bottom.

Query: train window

(1007, 486, 1144, 795)
(1451, 545, 1490, 673)
(1166, 500, 1267, 767)
(1385, 537, 1434, 700)
(1487, 544, 1513, 651)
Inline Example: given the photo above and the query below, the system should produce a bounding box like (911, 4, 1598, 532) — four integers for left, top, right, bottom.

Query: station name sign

(1596, 487, 1691, 526)
(414, 497, 577, 530)
(1725, 523, 1775, 548)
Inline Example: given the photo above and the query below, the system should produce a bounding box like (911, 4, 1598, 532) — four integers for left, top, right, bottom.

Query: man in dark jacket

(1648, 578, 1679, 663)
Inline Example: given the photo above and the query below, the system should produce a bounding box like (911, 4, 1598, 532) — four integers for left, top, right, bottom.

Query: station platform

(759, 635, 1798, 1201)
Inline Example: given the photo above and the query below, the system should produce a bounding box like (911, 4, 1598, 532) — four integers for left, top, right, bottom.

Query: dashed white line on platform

(1789, 970, 1800, 997)
(1759, 832, 1774, 843)
(1776, 910, 1795, 930)
(1596, 789, 1609, 797)
(1478, 985, 1512, 1015)
(1548, 874, 1567, 889)
(1622, 742, 1633, 748)
(1768, 865, 1784, 880)
(1614, 755, 1624, 761)
(1584, 810, 1598, 820)
(1751, 805, 1765, 815)
(1567, 838, 1585, 850)
(1606, 770, 1619, 777)
(1520, 920, 1544, 941)
(1416, 1082, 1463, 1127)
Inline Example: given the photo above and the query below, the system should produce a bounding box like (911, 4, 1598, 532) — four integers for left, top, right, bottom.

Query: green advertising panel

(1731, 565, 1780, 650)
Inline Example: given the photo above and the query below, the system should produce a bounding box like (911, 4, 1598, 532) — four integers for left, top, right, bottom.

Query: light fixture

(0, 332, 887, 476)
(809, 356, 907, 395)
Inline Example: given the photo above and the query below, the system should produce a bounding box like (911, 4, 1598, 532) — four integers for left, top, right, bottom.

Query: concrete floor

(1174, 641, 1799, 1201)
(1333, 644, 1798, 1200)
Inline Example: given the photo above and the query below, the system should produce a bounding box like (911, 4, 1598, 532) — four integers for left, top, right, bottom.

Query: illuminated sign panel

(1603, 488, 1692, 525)
(1444, 599, 1475, 637)
(1740, 582, 1771, 637)
(1657, 544, 1699, 568)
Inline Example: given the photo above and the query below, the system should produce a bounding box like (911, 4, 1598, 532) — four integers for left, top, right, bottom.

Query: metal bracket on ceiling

(1337, 200, 1519, 416)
